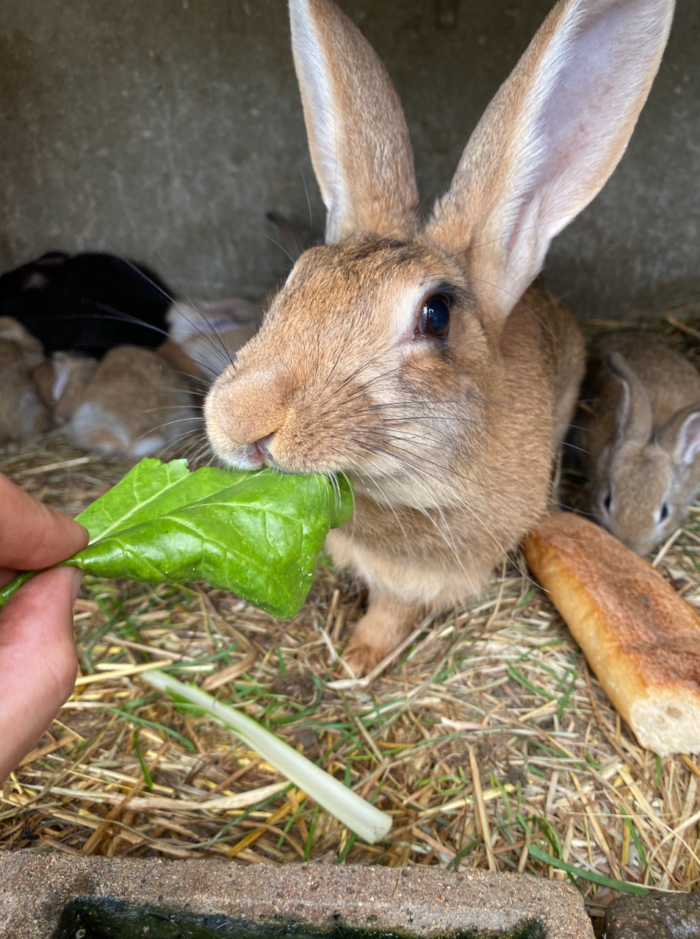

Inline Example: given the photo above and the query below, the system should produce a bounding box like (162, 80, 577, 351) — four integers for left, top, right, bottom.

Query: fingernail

(71, 569, 84, 604)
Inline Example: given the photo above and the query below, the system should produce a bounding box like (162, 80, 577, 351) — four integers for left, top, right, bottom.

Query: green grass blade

(527, 845, 649, 895)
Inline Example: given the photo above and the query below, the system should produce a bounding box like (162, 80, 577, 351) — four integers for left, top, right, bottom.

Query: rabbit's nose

(210, 400, 287, 450)
(204, 365, 291, 449)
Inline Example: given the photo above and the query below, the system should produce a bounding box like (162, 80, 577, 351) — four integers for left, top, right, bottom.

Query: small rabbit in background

(578, 332, 700, 556)
(166, 298, 262, 380)
(0, 249, 262, 454)
(0, 252, 172, 358)
(204, 0, 673, 675)
(33, 352, 99, 424)
(0, 317, 50, 444)
(34, 345, 197, 458)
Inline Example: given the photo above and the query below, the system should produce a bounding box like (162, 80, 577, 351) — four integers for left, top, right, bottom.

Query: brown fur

(32, 353, 100, 422)
(205, 0, 673, 675)
(0, 341, 50, 444)
(206, 237, 584, 673)
(0, 317, 49, 444)
(63, 346, 196, 458)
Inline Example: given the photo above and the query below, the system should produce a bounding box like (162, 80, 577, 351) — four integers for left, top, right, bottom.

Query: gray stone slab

(605, 892, 700, 939)
(0, 853, 594, 939)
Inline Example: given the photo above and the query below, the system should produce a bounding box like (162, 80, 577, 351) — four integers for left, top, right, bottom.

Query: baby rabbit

(579, 332, 700, 556)
(52, 346, 197, 458)
(33, 352, 99, 423)
(0, 252, 173, 359)
(166, 298, 262, 380)
(205, 0, 673, 675)
(0, 317, 50, 444)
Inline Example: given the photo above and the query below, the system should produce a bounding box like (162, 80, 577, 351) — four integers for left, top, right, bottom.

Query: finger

(0, 568, 15, 589)
(0, 566, 82, 781)
(0, 475, 88, 570)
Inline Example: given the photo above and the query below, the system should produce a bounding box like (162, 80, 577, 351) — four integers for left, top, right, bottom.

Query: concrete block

(0, 853, 594, 939)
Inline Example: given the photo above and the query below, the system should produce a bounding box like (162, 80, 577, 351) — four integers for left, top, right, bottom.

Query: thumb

(0, 566, 82, 782)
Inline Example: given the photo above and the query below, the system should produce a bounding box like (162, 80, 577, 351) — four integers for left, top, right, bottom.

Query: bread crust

(523, 512, 700, 756)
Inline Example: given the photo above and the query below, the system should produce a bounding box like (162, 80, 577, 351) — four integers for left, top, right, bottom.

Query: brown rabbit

(205, 0, 674, 675)
(59, 345, 197, 458)
(33, 352, 100, 423)
(578, 331, 700, 556)
(0, 316, 50, 444)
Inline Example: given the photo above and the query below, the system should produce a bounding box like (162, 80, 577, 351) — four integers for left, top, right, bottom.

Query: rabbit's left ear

(608, 351, 653, 443)
(289, 0, 419, 243)
(426, 0, 675, 320)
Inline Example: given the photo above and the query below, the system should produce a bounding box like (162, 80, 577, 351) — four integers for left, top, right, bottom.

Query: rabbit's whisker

(342, 451, 413, 543)
(120, 257, 177, 305)
(350, 435, 518, 568)
(351, 440, 482, 592)
(140, 403, 206, 413)
(265, 234, 297, 266)
(164, 292, 239, 370)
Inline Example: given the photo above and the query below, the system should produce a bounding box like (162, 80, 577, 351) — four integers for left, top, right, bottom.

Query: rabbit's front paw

(341, 597, 417, 678)
(342, 627, 394, 679)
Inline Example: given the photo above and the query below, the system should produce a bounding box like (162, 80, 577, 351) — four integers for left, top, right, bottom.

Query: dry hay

(2, 309, 700, 924)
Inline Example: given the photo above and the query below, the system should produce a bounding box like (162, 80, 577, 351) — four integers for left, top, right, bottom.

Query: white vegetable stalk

(142, 669, 392, 844)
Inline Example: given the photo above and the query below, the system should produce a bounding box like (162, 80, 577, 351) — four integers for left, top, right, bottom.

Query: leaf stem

(0, 557, 87, 611)
(0, 570, 41, 608)
(141, 669, 392, 845)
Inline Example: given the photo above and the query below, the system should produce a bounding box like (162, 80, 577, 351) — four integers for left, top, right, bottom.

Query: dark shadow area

(53, 897, 547, 939)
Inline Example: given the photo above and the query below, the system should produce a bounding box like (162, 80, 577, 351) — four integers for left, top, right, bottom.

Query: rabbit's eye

(659, 500, 670, 522)
(419, 295, 450, 339)
(602, 492, 612, 514)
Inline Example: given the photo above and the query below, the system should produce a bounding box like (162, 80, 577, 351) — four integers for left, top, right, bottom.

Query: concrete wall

(0, 0, 697, 320)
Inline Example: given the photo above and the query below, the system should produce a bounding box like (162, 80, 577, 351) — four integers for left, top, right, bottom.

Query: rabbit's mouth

(210, 437, 292, 474)
(244, 436, 272, 470)
(241, 437, 298, 475)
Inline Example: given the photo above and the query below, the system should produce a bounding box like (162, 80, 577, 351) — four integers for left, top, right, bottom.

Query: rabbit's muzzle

(204, 362, 293, 469)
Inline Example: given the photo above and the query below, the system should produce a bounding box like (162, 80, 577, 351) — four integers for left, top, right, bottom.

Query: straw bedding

(2, 308, 700, 925)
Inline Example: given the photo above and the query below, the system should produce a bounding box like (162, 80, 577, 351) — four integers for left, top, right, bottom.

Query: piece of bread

(522, 512, 700, 756)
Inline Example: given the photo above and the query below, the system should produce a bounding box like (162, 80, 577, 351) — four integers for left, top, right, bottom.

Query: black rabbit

(0, 252, 172, 358)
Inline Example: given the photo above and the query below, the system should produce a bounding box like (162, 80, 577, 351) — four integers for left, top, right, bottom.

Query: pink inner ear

(527, 5, 637, 241)
(680, 413, 700, 465)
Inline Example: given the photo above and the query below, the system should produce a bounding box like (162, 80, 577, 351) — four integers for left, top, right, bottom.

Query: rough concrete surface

(0, 853, 594, 939)
(0, 0, 697, 320)
(605, 891, 700, 939)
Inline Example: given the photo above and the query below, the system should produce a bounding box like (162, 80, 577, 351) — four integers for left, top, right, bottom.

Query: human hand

(0, 474, 88, 781)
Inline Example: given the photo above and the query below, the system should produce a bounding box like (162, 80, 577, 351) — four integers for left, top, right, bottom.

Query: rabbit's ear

(426, 0, 674, 320)
(678, 413, 700, 465)
(608, 352, 653, 443)
(289, 0, 419, 242)
(661, 404, 700, 465)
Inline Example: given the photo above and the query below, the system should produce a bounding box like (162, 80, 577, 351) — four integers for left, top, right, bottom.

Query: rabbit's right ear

(289, 0, 419, 242)
(426, 0, 674, 321)
(608, 351, 653, 443)
(659, 403, 700, 465)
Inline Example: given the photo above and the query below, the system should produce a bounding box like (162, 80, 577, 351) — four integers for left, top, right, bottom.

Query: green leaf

(76, 458, 239, 542)
(69, 469, 352, 617)
(0, 459, 354, 619)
